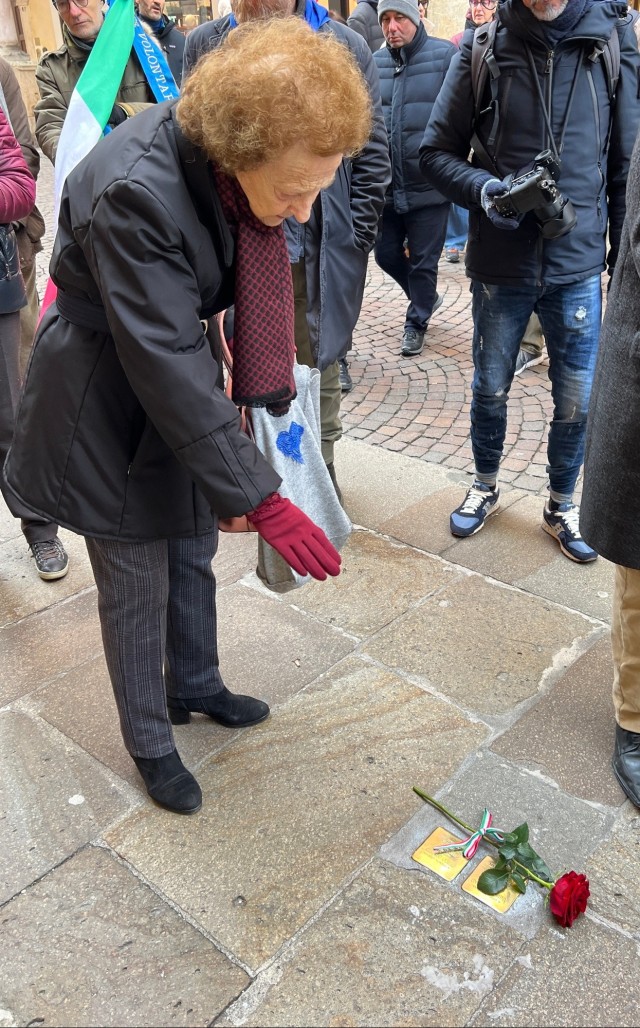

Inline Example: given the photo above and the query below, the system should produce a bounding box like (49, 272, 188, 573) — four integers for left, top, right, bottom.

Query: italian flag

(42, 0, 135, 313)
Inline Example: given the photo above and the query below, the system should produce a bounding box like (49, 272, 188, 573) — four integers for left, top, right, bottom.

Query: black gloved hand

(480, 178, 523, 231)
(107, 104, 127, 128)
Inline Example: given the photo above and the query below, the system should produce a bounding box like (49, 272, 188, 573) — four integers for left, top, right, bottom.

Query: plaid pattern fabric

(86, 534, 223, 758)
(212, 165, 296, 415)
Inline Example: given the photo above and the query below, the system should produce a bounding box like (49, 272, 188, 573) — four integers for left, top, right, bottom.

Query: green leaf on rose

(477, 867, 511, 895)
(510, 872, 527, 894)
(510, 823, 530, 846)
(513, 841, 554, 884)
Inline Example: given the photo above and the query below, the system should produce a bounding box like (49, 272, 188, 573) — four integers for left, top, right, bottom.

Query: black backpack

(469, 11, 637, 173)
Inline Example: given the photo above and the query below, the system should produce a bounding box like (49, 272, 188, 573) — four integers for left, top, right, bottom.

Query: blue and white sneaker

(542, 502, 597, 563)
(450, 482, 500, 538)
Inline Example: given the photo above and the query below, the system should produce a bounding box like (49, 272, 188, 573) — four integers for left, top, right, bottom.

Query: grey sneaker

(30, 538, 69, 580)
(514, 348, 545, 376)
(401, 328, 425, 357)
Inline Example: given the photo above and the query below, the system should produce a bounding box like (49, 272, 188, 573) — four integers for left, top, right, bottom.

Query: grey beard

(528, 0, 570, 21)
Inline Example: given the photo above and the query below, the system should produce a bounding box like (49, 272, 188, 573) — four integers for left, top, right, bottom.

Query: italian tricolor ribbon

(434, 808, 505, 859)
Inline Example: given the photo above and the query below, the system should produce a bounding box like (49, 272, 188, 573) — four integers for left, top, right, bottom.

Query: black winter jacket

(347, 0, 385, 53)
(419, 0, 640, 287)
(4, 103, 281, 540)
(184, 3, 390, 370)
(374, 24, 455, 212)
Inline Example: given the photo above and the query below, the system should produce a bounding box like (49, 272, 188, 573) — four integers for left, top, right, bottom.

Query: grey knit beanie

(378, 0, 421, 28)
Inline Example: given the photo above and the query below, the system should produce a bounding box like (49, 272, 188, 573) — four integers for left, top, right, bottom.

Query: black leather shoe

(612, 724, 640, 806)
(167, 686, 270, 728)
(133, 749, 202, 814)
(30, 538, 69, 581)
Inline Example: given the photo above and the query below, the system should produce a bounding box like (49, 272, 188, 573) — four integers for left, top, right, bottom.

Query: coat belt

(56, 291, 111, 334)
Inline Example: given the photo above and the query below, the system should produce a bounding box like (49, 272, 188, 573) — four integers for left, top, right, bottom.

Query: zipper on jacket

(586, 67, 605, 218)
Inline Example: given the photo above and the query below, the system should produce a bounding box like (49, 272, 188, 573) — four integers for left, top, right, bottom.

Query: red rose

(549, 871, 590, 928)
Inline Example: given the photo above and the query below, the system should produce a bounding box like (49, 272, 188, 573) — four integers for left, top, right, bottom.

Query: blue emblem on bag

(276, 422, 305, 463)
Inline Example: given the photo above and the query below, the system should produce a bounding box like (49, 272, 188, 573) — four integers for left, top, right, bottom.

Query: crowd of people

(1, 0, 640, 813)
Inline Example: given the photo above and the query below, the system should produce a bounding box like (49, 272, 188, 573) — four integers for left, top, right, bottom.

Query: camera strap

(524, 44, 581, 162)
(471, 16, 626, 175)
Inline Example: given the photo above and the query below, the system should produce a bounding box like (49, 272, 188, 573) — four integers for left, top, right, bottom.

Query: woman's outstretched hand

(248, 493, 341, 580)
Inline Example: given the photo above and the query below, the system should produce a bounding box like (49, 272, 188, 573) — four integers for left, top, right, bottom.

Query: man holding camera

(420, 0, 640, 562)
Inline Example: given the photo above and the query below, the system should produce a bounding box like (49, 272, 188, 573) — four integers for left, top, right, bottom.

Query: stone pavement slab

(215, 579, 357, 707)
(337, 437, 464, 531)
(0, 589, 103, 706)
(471, 919, 640, 1027)
(381, 751, 614, 940)
(217, 859, 524, 1028)
(491, 635, 624, 807)
(516, 548, 615, 622)
(0, 525, 94, 628)
(105, 658, 487, 970)
(0, 845, 248, 1028)
(585, 804, 640, 935)
(411, 751, 613, 880)
(0, 710, 133, 903)
(292, 529, 460, 637)
(364, 574, 597, 717)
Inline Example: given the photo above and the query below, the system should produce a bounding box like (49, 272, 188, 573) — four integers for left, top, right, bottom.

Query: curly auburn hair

(176, 18, 372, 174)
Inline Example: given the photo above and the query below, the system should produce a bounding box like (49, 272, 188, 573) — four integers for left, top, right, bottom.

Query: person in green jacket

(35, 0, 155, 164)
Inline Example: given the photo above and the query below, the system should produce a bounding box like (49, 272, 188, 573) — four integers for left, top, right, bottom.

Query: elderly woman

(4, 19, 372, 815)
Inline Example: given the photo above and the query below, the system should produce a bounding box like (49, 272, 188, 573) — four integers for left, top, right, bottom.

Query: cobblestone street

(345, 256, 554, 496)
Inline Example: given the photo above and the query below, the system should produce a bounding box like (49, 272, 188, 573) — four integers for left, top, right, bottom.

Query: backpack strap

(470, 19, 501, 174)
(588, 21, 619, 101)
(587, 11, 638, 102)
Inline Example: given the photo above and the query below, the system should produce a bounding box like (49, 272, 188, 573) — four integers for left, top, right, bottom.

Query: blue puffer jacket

(375, 24, 455, 212)
(419, 0, 640, 287)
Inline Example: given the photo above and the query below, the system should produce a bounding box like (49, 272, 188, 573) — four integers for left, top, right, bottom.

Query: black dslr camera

(493, 150, 577, 239)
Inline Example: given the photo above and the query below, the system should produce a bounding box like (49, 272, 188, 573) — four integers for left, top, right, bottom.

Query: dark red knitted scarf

(212, 164, 296, 416)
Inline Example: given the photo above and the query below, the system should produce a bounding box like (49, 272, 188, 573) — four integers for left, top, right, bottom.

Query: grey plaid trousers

(86, 533, 225, 758)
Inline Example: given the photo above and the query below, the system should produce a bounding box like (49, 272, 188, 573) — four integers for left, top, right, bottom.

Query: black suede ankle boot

(167, 686, 270, 728)
(133, 749, 202, 814)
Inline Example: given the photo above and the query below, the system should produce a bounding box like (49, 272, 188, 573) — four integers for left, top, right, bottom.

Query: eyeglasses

(52, 0, 90, 11)
(470, 0, 497, 8)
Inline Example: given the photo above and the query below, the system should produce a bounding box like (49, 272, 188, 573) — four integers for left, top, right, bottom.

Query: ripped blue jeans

(470, 276, 602, 498)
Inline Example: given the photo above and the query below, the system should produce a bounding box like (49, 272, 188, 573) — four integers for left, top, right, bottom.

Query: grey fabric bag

(251, 362, 351, 592)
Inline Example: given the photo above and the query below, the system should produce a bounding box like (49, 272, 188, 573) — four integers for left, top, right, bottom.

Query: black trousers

(86, 532, 225, 759)
(374, 202, 449, 333)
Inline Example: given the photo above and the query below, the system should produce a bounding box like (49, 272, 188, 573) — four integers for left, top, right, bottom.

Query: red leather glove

(248, 493, 341, 580)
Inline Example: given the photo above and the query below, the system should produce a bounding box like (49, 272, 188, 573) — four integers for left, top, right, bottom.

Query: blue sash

(132, 16, 180, 102)
(229, 0, 330, 31)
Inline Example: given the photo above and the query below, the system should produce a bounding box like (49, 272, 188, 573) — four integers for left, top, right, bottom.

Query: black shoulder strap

(470, 19, 501, 174)
(591, 21, 619, 100)
(471, 18, 498, 116)
(587, 13, 637, 101)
